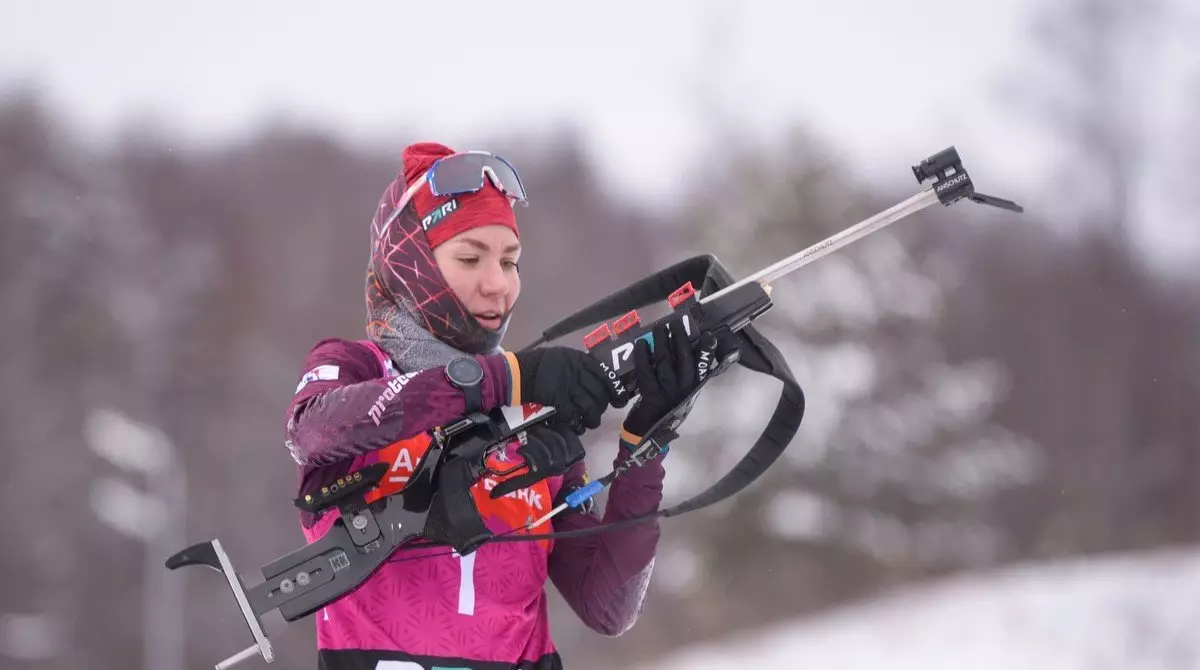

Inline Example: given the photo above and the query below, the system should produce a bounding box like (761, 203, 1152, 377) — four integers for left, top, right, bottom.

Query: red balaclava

(366, 142, 521, 362)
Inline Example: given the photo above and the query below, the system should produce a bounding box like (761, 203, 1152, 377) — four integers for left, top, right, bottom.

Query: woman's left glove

(622, 320, 721, 440)
(489, 423, 586, 498)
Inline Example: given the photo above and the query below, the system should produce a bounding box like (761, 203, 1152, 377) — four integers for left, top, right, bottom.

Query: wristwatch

(445, 356, 485, 414)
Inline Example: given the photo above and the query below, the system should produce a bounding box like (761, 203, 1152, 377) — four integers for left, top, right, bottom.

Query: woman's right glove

(512, 346, 623, 433)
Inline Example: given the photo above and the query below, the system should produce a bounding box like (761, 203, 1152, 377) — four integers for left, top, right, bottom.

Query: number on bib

(452, 551, 476, 616)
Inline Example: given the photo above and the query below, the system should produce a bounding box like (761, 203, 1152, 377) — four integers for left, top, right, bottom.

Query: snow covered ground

(641, 546, 1200, 670)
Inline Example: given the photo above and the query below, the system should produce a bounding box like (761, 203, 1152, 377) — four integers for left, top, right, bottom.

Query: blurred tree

(0, 91, 151, 670)
(1010, 0, 1167, 243)
(937, 214, 1200, 560)
(968, 0, 1200, 556)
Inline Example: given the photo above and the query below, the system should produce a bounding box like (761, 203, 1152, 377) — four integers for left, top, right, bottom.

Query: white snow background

(641, 546, 1200, 670)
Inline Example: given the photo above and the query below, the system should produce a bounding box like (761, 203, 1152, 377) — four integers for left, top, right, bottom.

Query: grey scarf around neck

(370, 296, 507, 374)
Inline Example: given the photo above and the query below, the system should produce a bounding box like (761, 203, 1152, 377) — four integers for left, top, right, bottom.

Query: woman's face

(432, 224, 522, 331)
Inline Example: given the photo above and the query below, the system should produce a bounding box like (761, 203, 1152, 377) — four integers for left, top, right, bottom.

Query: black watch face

(448, 357, 484, 386)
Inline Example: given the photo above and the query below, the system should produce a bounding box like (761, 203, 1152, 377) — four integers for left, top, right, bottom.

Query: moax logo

(368, 372, 418, 425)
(598, 358, 628, 398)
(421, 199, 459, 231)
(697, 347, 714, 381)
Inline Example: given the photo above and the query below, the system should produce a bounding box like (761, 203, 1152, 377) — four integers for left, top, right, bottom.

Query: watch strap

(463, 381, 483, 415)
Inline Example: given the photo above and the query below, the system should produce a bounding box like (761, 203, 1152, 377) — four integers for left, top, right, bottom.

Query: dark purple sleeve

(283, 338, 517, 466)
(546, 445, 666, 636)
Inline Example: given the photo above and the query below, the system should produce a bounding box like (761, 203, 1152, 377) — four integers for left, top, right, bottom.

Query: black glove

(513, 346, 621, 433)
(623, 320, 720, 438)
(490, 423, 585, 498)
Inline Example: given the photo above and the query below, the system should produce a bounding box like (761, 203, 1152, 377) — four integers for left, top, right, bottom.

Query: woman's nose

(478, 262, 508, 296)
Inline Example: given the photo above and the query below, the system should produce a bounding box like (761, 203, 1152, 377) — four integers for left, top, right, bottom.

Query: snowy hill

(641, 547, 1200, 670)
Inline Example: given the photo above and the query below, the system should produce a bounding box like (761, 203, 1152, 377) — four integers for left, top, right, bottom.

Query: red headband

(401, 142, 519, 248)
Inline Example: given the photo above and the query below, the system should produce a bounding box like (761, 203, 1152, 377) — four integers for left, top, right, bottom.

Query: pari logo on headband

(420, 198, 459, 232)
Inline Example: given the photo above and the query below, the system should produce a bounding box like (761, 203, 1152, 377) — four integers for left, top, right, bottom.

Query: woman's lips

(475, 313, 502, 330)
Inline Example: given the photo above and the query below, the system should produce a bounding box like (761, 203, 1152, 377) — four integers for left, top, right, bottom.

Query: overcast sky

(3, 0, 1197, 267)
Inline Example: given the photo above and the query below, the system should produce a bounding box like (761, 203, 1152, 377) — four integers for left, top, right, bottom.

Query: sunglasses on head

(383, 150, 528, 237)
(426, 150, 528, 205)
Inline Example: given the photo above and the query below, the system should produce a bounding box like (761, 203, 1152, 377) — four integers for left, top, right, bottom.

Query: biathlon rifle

(166, 145, 1022, 669)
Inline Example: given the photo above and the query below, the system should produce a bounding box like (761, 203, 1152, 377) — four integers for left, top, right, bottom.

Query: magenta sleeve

(283, 339, 514, 466)
(546, 447, 666, 636)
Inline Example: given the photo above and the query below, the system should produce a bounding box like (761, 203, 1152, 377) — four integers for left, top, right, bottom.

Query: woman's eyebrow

(456, 237, 521, 254)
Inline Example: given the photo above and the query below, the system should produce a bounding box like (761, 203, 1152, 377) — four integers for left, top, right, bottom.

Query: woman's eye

(458, 257, 480, 267)
(503, 260, 520, 271)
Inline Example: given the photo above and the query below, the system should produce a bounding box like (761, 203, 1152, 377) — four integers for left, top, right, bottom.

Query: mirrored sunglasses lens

(430, 155, 485, 195)
(485, 157, 526, 201)
(430, 153, 526, 201)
